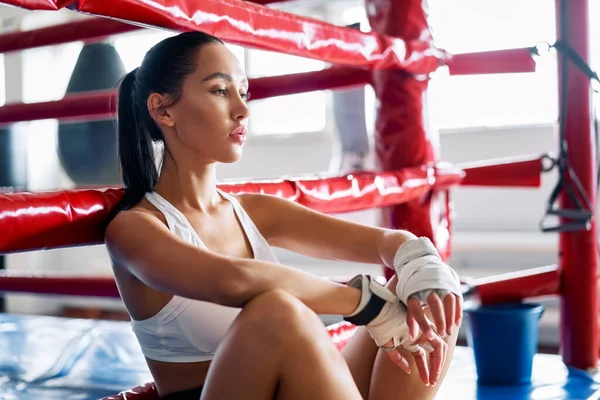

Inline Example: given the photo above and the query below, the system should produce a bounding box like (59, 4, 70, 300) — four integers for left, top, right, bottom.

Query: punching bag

(0, 125, 27, 312)
(58, 42, 126, 186)
(0, 126, 27, 192)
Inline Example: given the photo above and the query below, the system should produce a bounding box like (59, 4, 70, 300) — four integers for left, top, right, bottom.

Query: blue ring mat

(0, 313, 598, 399)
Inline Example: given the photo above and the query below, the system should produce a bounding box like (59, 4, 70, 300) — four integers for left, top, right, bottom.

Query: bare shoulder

(104, 202, 167, 263)
(235, 193, 294, 215)
(234, 192, 280, 209)
(232, 193, 292, 239)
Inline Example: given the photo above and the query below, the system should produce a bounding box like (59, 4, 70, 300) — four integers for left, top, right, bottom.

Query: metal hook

(541, 153, 557, 172)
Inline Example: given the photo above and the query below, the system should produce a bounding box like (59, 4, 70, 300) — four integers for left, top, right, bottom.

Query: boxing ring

(0, 0, 598, 398)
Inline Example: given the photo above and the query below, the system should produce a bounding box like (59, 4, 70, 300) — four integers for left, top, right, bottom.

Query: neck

(153, 153, 221, 212)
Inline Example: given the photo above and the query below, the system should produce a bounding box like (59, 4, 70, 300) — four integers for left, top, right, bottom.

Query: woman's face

(158, 43, 251, 164)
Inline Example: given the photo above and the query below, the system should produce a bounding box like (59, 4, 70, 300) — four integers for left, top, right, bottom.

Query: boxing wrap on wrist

(343, 274, 415, 351)
(393, 237, 462, 305)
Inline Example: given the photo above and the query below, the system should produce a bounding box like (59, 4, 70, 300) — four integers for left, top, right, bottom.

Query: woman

(104, 31, 463, 400)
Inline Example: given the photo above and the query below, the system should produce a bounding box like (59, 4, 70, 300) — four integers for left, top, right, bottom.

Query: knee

(237, 290, 325, 344)
(243, 289, 318, 327)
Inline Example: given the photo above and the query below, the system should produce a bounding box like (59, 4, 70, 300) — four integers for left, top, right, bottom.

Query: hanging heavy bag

(58, 42, 126, 186)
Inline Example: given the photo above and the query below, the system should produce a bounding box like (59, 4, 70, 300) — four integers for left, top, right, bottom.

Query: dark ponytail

(108, 31, 224, 221)
(115, 67, 163, 211)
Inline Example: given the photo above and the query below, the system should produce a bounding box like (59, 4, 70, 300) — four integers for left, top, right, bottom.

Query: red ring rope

(0, 67, 370, 126)
(0, 0, 72, 10)
(74, 0, 448, 73)
(0, 166, 464, 255)
(0, 18, 142, 53)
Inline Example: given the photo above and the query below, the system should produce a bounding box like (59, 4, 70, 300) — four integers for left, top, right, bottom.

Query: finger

(430, 339, 448, 387)
(406, 309, 420, 341)
(386, 350, 412, 374)
(426, 335, 446, 386)
(381, 339, 411, 374)
(443, 293, 456, 336)
(426, 292, 446, 337)
(407, 297, 435, 341)
(411, 347, 430, 386)
(441, 341, 449, 384)
(455, 295, 463, 326)
(411, 334, 435, 352)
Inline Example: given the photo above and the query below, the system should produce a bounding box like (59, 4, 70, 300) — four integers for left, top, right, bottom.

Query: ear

(147, 93, 175, 127)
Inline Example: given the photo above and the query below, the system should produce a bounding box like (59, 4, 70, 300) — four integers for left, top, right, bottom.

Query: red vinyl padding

(0, 166, 464, 255)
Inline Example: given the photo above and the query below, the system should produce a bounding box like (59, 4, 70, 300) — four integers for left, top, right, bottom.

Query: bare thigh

(368, 327, 457, 400)
(201, 290, 363, 400)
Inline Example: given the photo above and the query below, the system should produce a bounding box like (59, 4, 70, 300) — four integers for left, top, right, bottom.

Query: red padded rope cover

(0, 2, 535, 77)
(459, 154, 546, 187)
(367, 0, 447, 268)
(0, 17, 143, 54)
(74, 0, 447, 73)
(448, 47, 536, 75)
(0, 271, 120, 297)
(0, 0, 73, 10)
(474, 265, 560, 305)
(0, 90, 115, 126)
(0, 273, 350, 298)
(0, 166, 463, 254)
(0, 67, 370, 126)
(0, 0, 290, 12)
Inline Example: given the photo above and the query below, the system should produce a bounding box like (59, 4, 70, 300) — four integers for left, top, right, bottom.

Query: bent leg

(342, 275, 458, 400)
(341, 326, 379, 398)
(201, 290, 362, 400)
(368, 326, 457, 400)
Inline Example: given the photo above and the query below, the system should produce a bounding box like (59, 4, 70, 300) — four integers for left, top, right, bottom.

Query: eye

(212, 88, 228, 96)
(241, 92, 251, 101)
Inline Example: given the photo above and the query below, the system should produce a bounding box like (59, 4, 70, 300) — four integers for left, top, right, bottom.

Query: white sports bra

(130, 189, 279, 363)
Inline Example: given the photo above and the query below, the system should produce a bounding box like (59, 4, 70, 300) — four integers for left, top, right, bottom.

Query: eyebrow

(201, 72, 248, 85)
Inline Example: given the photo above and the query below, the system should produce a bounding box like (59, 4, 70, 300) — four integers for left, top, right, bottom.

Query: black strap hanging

(532, 6, 599, 233)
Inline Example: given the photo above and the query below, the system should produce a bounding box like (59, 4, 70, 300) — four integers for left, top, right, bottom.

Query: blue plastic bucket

(465, 302, 544, 385)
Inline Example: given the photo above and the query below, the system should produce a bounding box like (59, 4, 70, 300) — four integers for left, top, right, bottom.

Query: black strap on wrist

(343, 278, 387, 326)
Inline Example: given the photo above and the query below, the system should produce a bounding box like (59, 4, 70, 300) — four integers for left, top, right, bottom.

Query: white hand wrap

(344, 275, 418, 351)
(393, 237, 462, 306)
(366, 300, 420, 352)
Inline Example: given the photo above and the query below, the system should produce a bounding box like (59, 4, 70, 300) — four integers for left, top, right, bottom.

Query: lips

(229, 126, 247, 137)
(229, 125, 247, 144)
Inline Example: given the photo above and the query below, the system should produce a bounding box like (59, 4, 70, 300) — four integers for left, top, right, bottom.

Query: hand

(407, 290, 463, 340)
(393, 237, 463, 337)
(381, 326, 448, 387)
(342, 275, 427, 369)
(342, 273, 450, 384)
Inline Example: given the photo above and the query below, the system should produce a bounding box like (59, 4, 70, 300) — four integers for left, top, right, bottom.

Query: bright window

(426, 0, 559, 129)
(245, 49, 327, 135)
(429, 0, 556, 54)
(22, 42, 83, 103)
(113, 30, 175, 72)
(113, 31, 245, 72)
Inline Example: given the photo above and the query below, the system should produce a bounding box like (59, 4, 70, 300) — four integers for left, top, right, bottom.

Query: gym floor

(0, 313, 597, 400)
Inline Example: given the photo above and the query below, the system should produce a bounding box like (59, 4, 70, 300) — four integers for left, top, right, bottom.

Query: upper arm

(105, 210, 236, 303)
(239, 194, 402, 265)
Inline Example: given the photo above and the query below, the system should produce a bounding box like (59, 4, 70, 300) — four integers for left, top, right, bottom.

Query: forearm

(376, 229, 418, 269)
(221, 258, 361, 316)
(219, 229, 416, 314)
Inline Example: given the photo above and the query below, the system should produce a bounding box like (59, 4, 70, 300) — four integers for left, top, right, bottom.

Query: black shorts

(161, 386, 203, 400)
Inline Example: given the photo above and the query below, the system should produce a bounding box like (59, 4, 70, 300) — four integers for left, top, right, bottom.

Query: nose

(232, 93, 251, 122)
